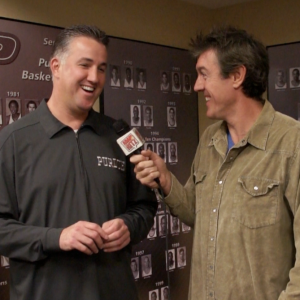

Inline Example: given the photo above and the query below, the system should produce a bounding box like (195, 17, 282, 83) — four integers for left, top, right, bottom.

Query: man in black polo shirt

(0, 25, 157, 300)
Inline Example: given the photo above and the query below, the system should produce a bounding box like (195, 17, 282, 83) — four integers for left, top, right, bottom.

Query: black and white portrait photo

(6, 98, 21, 125)
(136, 68, 147, 90)
(130, 257, 139, 279)
(290, 67, 300, 88)
(25, 99, 38, 115)
(161, 286, 169, 300)
(149, 289, 159, 300)
(141, 254, 152, 277)
(143, 106, 153, 127)
(130, 105, 141, 127)
(124, 66, 134, 88)
(158, 214, 168, 236)
(170, 215, 180, 234)
(144, 142, 154, 151)
(160, 71, 170, 91)
(275, 69, 287, 89)
(167, 106, 177, 127)
(177, 247, 187, 268)
(183, 73, 192, 93)
(110, 65, 121, 87)
(157, 142, 166, 162)
(172, 72, 181, 92)
(168, 142, 178, 163)
(166, 249, 175, 270)
(147, 216, 157, 239)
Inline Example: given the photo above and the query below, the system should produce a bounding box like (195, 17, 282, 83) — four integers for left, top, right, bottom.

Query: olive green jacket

(166, 100, 300, 300)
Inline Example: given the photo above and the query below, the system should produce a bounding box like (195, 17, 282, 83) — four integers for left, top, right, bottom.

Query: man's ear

(50, 57, 61, 78)
(231, 65, 246, 89)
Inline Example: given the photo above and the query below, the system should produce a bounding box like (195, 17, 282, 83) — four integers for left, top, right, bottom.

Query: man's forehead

(196, 49, 219, 69)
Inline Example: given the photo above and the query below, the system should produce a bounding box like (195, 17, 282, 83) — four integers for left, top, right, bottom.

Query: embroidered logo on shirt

(97, 156, 125, 171)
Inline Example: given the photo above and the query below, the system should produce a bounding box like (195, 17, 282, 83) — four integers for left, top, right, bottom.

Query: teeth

(205, 97, 210, 102)
(82, 85, 95, 92)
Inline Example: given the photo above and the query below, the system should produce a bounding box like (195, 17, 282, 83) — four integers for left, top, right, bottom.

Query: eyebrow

(196, 66, 207, 73)
(78, 57, 107, 67)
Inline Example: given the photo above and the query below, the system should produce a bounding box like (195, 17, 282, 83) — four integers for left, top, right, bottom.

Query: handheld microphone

(113, 119, 163, 200)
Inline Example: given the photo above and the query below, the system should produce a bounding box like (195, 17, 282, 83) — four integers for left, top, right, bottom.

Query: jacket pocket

(194, 170, 206, 214)
(232, 176, 279, 228)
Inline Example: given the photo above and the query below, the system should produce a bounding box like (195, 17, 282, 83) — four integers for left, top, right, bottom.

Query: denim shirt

(166, 100, 300, 300)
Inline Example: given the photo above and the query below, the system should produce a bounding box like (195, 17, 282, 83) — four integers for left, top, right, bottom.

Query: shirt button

(211, 237, 214, 241)
(209, 292, 213, 297)
(254, 186, 258, 190)
(219, 180, 222, 184)
(213, 209, 216, 213)
(210, 265, 213, 269)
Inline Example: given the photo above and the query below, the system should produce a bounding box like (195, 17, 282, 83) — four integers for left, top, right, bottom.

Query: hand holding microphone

(113, 119, 172, 196)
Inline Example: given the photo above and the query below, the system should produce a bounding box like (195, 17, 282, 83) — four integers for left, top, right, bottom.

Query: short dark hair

(51, 24, 109, 60)
(190, 25, 269, 102)
(8, 100, 19, 108)
(26, 101, 37, 108)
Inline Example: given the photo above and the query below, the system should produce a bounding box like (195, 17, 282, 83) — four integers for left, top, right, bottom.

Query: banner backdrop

(267, 42, 300, 119)
(103, 37, 198, 300)
(0, 18, 198, 300)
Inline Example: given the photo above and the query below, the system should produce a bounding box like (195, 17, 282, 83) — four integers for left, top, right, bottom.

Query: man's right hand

(130, 150, 172, 195)
(59, 221, 109, 255)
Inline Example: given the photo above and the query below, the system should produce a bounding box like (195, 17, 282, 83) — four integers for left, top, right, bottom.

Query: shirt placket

(206, 142, 244, 299)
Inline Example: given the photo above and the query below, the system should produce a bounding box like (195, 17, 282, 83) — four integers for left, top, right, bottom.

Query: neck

(47, 95, 88, 130)
(226, 97, 264, 144)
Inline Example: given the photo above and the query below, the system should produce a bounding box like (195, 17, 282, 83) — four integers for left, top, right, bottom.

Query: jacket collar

(210, 100, 275, 151)
(37, 99, 108, 138)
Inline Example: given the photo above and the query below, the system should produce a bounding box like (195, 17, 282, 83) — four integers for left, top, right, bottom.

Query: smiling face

(9, 101, 18, 115)
(194, 49, 236, 121)
(51, 36, 107, 116)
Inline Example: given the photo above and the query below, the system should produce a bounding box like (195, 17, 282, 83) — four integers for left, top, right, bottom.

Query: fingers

(130, 152, 161, 188)
(59, 221, 109, 255)
(101, 219, 131, 252)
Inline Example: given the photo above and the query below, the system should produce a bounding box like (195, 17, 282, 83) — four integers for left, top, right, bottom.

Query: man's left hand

(101, 218, 130, 252)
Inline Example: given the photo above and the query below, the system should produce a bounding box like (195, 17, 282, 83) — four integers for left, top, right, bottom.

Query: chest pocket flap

(233, 177, 280, 228)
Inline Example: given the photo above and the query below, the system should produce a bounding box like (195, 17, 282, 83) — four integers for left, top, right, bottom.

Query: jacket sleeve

(0, 133, 62, 262)
(278, 144, 300, 299)
(117, 158, 158, 244)
(162, 142, 202, 227)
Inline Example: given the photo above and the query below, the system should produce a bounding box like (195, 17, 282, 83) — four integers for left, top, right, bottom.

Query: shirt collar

(37, 99, 108, 138)
(210, 100, 275, 151)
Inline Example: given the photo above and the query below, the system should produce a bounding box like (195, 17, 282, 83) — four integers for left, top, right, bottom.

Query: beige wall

(0, 0, 211, 49)
(198, 0, 300, 136)
(1, 0, 300, 136)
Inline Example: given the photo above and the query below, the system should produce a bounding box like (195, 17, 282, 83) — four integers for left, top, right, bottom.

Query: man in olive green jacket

(130, 26, 300, 300)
